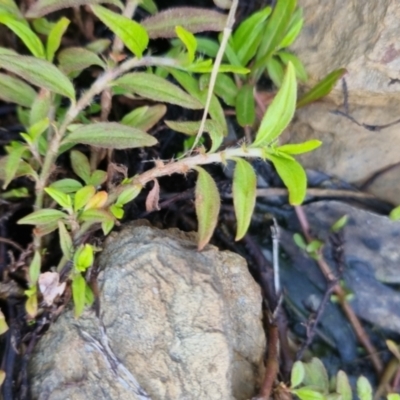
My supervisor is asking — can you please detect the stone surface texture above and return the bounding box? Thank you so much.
[284,0,400,203]
[29,221,265,400]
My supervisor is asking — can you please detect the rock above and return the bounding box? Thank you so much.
[283,0,400,204]
[29,221,266,400]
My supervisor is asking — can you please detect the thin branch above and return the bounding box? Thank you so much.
[0,237,24,253]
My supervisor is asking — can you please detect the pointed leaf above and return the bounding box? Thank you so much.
[297,68,346,109]
[29,89,51,126]
[29,250,41,286]
[63,122,157,149]
[18,209,67,225]
[79,208,114,223]
[74,244,94,271]
[235,84,255,127]
[0,54,75,100]
[46,17,70,62]
[266,56,285,87]
[45,187,72,209]
[72,274,86,318]
[58,47,106,75]
[49,178,82,193]
[253,62,296,147]
[0,12,45,58]
[331,215,348,232]
[84,190,108,210]
[356,376,372,400]
[25,0,123,18]
[0,311,8,335]
[302,358,329,393]
[292,388,325,400]
[3,143,26,189]
[266,153,306,205]
[58,220,73,259]
[0,0,22,16]
[25,292,38,318]
[91,5,148,58]
[115,73,203,109]
[0,72,36,107]
[291,361,305,388]
[232,158,256,240]
[70,150,91,184]
[121,104,167,132]
[336,371,352,400]
[277,140,322,155]
[74,185,95,211]
[200,73,238,106]
[277,51,307,82]
[116,184,142,206]
[88,170,107,186]
[390,205,400,221]
[279,8,303,49]
[195,166,220,250]
[142,7,226,39]
[176,25,196,64]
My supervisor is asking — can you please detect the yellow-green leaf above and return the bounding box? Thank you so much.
[46,17,70,62]
[277,140,322,155]
[70,150,91,184]
[58,47,106,75]
[232,158,256,240]
[29,250,41,286]
[176,25,196,64]
[74,185,96,211]
[58,220,73,259]
[0,311,8,335]
[336,371,352,400]
[0,72,36,107]
[357,376,372,400]
[195,166,220,250]
[72,274,86,318]
[121,104,167,132]
[45,187,72,209]
[18,209,67,225]
[235,84,255,127]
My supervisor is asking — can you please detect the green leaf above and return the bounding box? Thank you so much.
[232,6,272,66]
[0,0,22,17]
[121,104,167,132]
[116,185,142,206]
[72,274,86,318]
[200,73,238,107]
[29,251,41,286]
[176,25,196,64]
[139,0,157,14]
[58,220,73,259]
[297,68,346,109]
[86,38,111,54]
[266,153,306,205]
[302,358,329,393]
[388,395,400,400]
[195,166,220,250]
[0,54,75,100]
[91,5,148,58]
[254,0,297,79]
[291,387,325,400]
[306,240,323,253]
[356,376,372,400]
[63,122,157,149]
[277,140,322,155]
[336,371,352,400]
[266,56,285,87]
[58,47,106,75]
[102,220,114,235]
[235,84,255,127]
[0,72,36,107]
[142,7,226,39]
[29,89,51,126]
[0,12,46,58]
[279,8,303,49]
[291,361,305,388]
[25,0,123,18]
[115,73,203,109]
[79,208,114,223]
[331,215,348,232]
[32,17,55,35]
[74,185,95,211]
[195,37,219,58]
[232,158,256,240]
[74,244,94,271]
[46,17,70,62]
[88,170,107,187]
[277,51,308,82]
[28,117,49,143]
[18,209,67,225]
[3,144,27,189]
[186,61,250,74]
[390,205,400,221]
[25,291,38,318]
[293,233,307,250]
[0,311,8,335]
[70,150,91,184]
[49,178,82,193]
[253,62,296,147]
[45,187,72,210]
[0,46,17,56]
[110,204,124,219]
[0,155,35,183]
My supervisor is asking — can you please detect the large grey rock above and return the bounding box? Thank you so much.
[283,0,400,203]
[29,221,265,400]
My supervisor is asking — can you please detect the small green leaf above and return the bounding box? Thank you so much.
[110,204,124,219]
[102,220,114,235]
[32,17,55,35]
[139,0,157,14]
[388,395,400,400]
[266,153,306,205]
[18,209,67,225]
[142,7,226,39]
[0,12,45,58]
[389,205,400,221]
[0,311,8,335]
[0,0,22,17]
[292,388,325,400]
[235,84,255,127]
[277,51,308,82]
[279,8,303,49]
[88,170,107,187]
[74,185,95,211]
[195,166,220,250]
[302,358,329,393]
[58,47,106,75]
[0,54,75,100]
[63,122,158,149]
[293,233,307,250]
[49,178,82,193]
[58,220,73,259]
[233,6,272,66]
[86,38,111,54]
[186,62,250,74]
[115,73,203,109]
[91,5,148,58]
[277,140,322,155]
[336,371,352,400]
[331,215,348,232]
[3,143,26,189]
[25,291,38,318]
[266,56,285,87]
[199,73,238,107]
[306,240,323,253]
[70,150,91,184]
[356,376,372,400]
[26,0,123,18]
[29,250,41,286]
[79,208,114,223]
[45,187,72,209]
[29,89,51,126]
[74,244,94,271]
[116,185,142,206]
[253,62,296,147]
[28,117,49,142]
[85,284,95,306]
[297,68,347,109]
[121,104,167,132]
[46,17,70,62]
[195,37,219,58]
[291,360,305,388]
[72,274,86,318]
[232,158,256,240]
[176,25,196,64]
[0,72,36,107]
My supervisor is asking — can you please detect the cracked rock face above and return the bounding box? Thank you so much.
[29,221,265,400]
